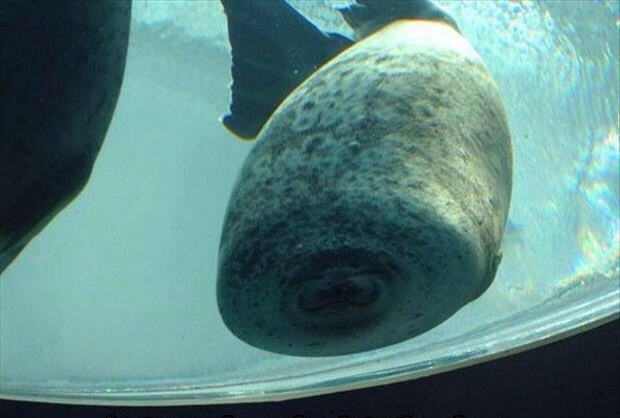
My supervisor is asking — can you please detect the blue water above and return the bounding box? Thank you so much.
[0,0,618,403]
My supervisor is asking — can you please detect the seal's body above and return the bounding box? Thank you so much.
[0,1,131,274]
[218,0,512,356]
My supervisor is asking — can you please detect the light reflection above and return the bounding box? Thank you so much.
[569,128,619,282]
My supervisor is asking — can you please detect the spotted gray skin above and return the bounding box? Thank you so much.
[218,22,513,356]
[0,1,131,274]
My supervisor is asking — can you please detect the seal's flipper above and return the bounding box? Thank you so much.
[221,0,352,139]
[339,0,459,38]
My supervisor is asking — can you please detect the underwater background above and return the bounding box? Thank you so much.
[1,0,618,402]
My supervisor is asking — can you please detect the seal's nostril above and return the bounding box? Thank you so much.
[297,274,383,312]
[297,280,332,312]
[345,274,381,306]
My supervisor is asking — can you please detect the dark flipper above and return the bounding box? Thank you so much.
[338,0,459,37]
[221,0,352,139]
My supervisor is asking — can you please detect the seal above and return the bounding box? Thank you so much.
[0,0,131,274]
[218,0,513,356]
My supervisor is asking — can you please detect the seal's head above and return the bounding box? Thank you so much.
[217,192,493,356]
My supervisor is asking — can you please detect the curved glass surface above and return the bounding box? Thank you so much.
[1,0,618,404]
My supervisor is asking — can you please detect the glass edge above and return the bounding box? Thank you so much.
[1,287,618,406]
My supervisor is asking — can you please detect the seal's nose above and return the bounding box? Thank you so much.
[297,274,382,312]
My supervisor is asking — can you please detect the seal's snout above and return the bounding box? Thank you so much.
[297,275,381,311]
[280,248,400,332]
[218,212,493,357]
[293,273,386,320]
